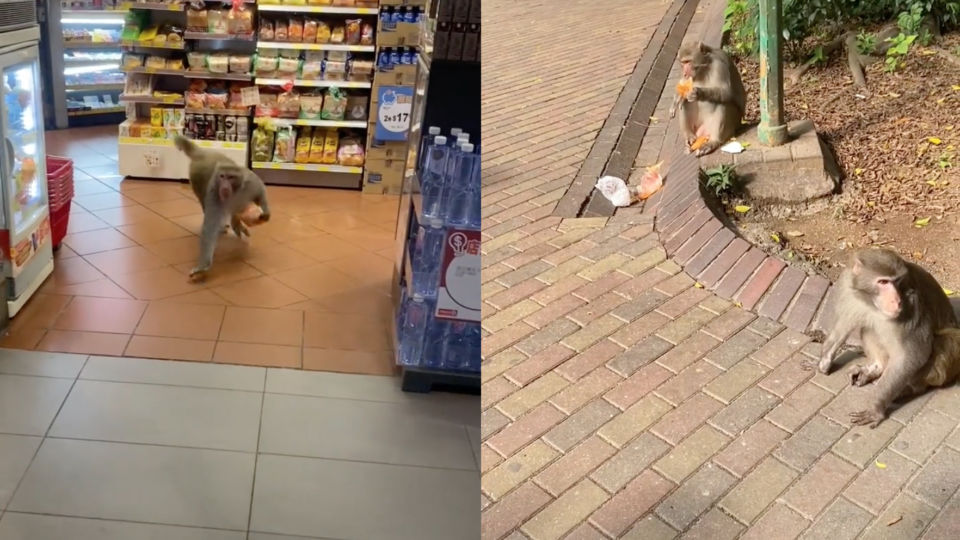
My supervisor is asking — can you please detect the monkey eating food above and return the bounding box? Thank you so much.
[818,248,959,427]
[669,41,745,156]
[173,135,271,282]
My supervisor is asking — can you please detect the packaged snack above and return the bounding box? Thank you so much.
[162,108,175,127]
[279,48,299,59]
[348,59,373,81]
[299,93,324,119]
[330,25,345,43]
[277,56,300,76]
[259,18,275,41]
[315,21,331,43]
[337,135,365,166]
[273,126,296,162]
[144,55,165,70]
[344,19,361,45]
[186,8,208,32]
[323,60,346,81]
[208,10,228,34]
[326,50,348,61]
[227,4,253,35]
[165,25,184,46]
[256,92,279,116]
[124,73,153,96]
[360,23,374,45]
[185,91,206,108]
[320,86,347,120]
[254,54,279,75]
[303,18,318,43]
[207,53,230,73]
[172,108,184,127]
[151,126,166,139]
[166,57,184,70]
[332,0,357,5]
[187,51,207,70]
[345,94,368,120]
[288,18,303,42]
[274,19,288,41]
[301,51,323,79]
[150,107,163,127]
[228,83,247,108]
[308,129,326,163]
[277,89,301,118]
[286,0,307,4]
[229,54,252,74]
[188,79,209,92]
[122,53,144,70]
[295,127,312,163]
[308,0,334,5]
[206,91,228,109]
[252,127,275,161]
[321,129,338,164]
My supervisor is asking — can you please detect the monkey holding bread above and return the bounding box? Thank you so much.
[173,135,271,282]
[818,248,960,427]
[669,41,745,156]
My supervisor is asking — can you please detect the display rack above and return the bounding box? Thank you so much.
[249,0,378,188]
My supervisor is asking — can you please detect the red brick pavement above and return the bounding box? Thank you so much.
[480,0,960,538]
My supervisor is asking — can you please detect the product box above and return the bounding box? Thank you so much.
[374,63,418,87]
[365,132,410,161]
[377,20,421,48]
[363,158,405,194]
[462,24,479,62]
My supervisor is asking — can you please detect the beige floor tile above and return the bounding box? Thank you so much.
[220,307,303,346]
[135,302,225,340]
[212,341,302,368]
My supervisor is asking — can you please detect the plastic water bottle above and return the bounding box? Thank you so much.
[422,318,449,369]
[467,155,481,229]
[399,294,429,366]
[457,133,470,145]
[447,143,478,227]
[441,321,468,370]
[413,218,445,297]
[421,137,448,219]
[418,126,441,174]
[438,142,461,218]
[462,323,481,372]
[450,127,462,142]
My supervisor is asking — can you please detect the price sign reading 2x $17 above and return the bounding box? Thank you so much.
[374,85,414,141]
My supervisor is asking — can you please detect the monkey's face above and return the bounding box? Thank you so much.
[852,250,908,318]
[217,171,241,202]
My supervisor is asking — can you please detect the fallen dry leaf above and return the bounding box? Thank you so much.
[915,217,932,227]
[887,516,903,527]
[734,205,751,214]
[928,137,943,145]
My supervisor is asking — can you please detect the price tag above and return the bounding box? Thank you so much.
[374,85,414,141]
[240,85,261,107]
[435,229,481,322]
[294,164,306,170]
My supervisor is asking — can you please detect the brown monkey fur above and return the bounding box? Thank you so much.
[669,41,745,156]
[173,135,271,282]
[819,248,958,427]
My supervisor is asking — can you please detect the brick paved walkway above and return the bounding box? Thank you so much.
[480,0,960,538]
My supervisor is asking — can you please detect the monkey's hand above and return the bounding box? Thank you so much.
[850,364,881,387]
[669,104,676,119]
[188,266,209,283]
[850,408,884,429]
[686,87,699,102]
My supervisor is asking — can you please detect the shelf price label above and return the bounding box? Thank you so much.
[374,85,414,141]
[435,228,480,322]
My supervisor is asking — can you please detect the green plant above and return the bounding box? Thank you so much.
[884,32,916,72]
[898,2,925,33]
[856,30,877,54]
[724,0,759,56]
[701,164,738,196]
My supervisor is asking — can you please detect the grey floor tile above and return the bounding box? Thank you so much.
[259,393,475,470]
[248,534,324,540]
[49,380,262,451]
[466,426,480,470]
[0,375,73,436]
[9,439,255,530]
[0,513,245,540]
[81,356,265,391]
[250,454,479,540]
[0,435,41,509]
[265,369,405,402]
[0,350,86,379]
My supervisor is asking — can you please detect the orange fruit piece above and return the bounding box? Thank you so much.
[690,136,709,151]
[638,162,664,200]
[676,78,693,98]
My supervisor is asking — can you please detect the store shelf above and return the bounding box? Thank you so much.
[251,162,363,174]
[121,40,185,50]
[255,78,372,88]
[119,1,185,11]
[123,67,186,76]
[119,94,184,105]
[256,5,377,15]
[254,117,367,129]
[183,71,253,81]
[184,32,255,41]
[65,83,125,91]
[185,107,251,116]
[62,41,123,49]
[68,106,125,116]
[400,366,480,394]
[64,56,122,66]
[256,41,375,52]
[61,9,130,18]
[119,137,247,149]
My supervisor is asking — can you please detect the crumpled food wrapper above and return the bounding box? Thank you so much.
[638,161,664,200]
[595,162,665,207]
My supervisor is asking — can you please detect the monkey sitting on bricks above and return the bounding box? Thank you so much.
[669,41,745,156]
[174,135,271,283]
[818,248,960,427]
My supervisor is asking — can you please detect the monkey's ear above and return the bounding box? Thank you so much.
[697,41,708,52]
[852,257,863,276]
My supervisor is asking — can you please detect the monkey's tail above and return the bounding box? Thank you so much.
[173,135,199,158]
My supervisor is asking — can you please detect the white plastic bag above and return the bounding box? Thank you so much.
[595,176,634,207]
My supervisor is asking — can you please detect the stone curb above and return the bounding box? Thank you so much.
[650,0,835,336]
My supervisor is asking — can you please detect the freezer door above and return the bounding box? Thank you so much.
[0,44,47,239]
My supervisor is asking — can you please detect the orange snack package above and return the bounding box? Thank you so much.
[689,136,709,151]
[676,78,693,98]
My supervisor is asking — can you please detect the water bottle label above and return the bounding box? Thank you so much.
[434,228,481,322]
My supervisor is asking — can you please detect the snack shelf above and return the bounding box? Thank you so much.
[184,71,253,81]
[68,106,126,116]
[63,41,123,49]
[184,32,256,41]
[123,67,186,76]
[119,94,185,104]
[119,2,185,11]
[65,56,123,65]
[255,78,372,88]
[185,107,252,116]
[119,137,247,150]
[121,40,186,50]
[65,83,125,91]
[256,5,378,15]
[256,41,375,52]
[62,9,131,17]
[254,117,367,129]
[250,162,363,174]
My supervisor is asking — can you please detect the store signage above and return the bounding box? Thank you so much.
[8,217,50,277]
[375,85,414,141]
[435,228,480,322]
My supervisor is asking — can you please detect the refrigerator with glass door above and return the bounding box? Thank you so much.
[0,25,53,317]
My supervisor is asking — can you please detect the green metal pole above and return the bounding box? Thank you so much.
[757,0,788,146]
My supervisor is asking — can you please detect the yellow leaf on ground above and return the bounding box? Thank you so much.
[915,217,932,227]
[927,180,938,187]
[854,168,864,175]
[734,302,743,308]
[889,92,901,98]
[953,84,960,91]
[734,205,751,213]
[694,283,704,289]
[875,460,887,469]
[771,233,781,243]
[928,137,943,145]
[945,289,954,296]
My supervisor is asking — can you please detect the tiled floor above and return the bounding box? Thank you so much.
[1,126,402,375]
[0,349,479,539]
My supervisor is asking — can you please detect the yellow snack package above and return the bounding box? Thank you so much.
[295,127,312,163]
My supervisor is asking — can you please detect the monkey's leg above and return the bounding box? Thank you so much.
[190,209,223,282]
[851,336,887,386]
[820,325,854,374]
[230,215,250,238]
[850,348,927,428]
[669,94,682,119]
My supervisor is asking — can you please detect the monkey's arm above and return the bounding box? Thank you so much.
[689,86,738,105]
[669,93,682,119]
[851,339,931,428]
[819,322,856,374]
[191,191,223,280]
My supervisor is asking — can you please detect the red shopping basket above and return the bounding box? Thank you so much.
[46,156,74,250]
